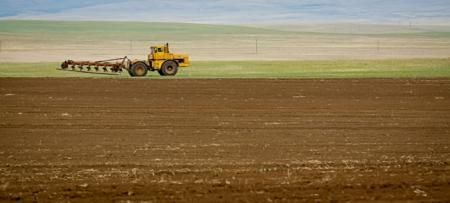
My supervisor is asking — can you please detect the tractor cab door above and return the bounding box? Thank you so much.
[152,47,166,60]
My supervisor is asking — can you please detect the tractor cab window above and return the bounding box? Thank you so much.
[157,47,163,52]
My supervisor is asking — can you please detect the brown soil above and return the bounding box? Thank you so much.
[0,78,449,202]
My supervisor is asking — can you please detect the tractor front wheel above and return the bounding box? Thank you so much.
[160,61,178,76]
[130,62,148,77]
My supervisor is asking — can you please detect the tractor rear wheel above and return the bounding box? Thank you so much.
[130,62,148,77]
[160,61,178,76]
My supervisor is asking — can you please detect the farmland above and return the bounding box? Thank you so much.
[0,78,449,202]
[0,20,450,202]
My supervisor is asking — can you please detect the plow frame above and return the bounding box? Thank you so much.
[60,57,131,74]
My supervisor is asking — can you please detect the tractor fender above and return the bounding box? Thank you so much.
[172,60,180,66]
[162,60,179,68]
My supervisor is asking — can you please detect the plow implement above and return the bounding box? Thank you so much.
[60,57,131,75]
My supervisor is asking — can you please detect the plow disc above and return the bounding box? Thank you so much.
[60,57,131,75]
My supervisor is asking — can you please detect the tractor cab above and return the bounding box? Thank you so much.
[149,43,170,60]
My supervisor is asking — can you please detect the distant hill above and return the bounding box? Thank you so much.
[1,0,450,25]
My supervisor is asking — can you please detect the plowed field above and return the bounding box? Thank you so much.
[0,78,449,202]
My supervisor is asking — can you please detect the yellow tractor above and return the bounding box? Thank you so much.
[61,43,189,77]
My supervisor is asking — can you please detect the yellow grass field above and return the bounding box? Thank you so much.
[0,20,449,63]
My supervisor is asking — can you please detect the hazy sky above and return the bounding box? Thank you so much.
[1,0,449,24]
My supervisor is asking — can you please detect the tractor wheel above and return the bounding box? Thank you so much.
[157,69,164,76]
[160,61,178,76]
[130,62,148,77]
